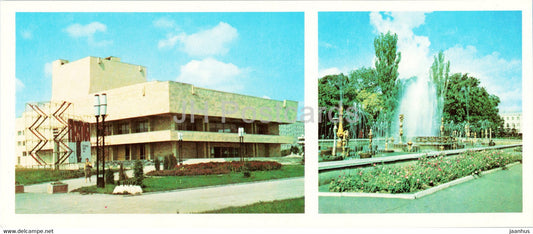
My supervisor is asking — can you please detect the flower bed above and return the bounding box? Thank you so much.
[146,161,282,176]
[329,149,522,194]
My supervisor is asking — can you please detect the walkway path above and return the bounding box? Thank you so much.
[16,177,304,214]
[319,164,522,213]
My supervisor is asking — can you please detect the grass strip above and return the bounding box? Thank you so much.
[201,197,304,213]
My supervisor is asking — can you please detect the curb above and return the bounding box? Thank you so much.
[319,162,521,200]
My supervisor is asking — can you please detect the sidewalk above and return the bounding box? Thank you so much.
[319,164,522,213]
[16,177,304,214]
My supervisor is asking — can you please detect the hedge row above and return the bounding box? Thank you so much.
[146,161,282,176]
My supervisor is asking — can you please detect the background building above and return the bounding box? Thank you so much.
[15,56,298,168]
[279,121,305,150]
[500,112,522,134]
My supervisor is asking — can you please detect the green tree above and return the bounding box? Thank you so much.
[318,68,384,139]
[429,51,450,117]
[443,73,503,134]
[374,32,401,124]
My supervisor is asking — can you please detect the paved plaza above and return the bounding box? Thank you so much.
[319,164,522,213]
[16,175,304,214]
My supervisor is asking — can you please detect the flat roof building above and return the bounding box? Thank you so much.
[15,56,298,168]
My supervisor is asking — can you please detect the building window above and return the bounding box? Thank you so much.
[118,123,130,135]
[134,120,149,133]
[139,144,146,160]
[17,141,21,146]
[209,122,243,133]
[213,147,240,158]
[257,124,269,135]
[22,141,25,146]
[176,121,196,131]
[17,131,22,136]
[17,157,21,165]
[125,145,130,160]
[23,152,27,156]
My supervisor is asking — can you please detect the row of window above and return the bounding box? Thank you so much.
[17,141,25,146]
[505,116,521,121]
[106,121,274,135]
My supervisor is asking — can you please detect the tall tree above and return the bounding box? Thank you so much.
[443,73,503,134]
[374,31,401,126]
[429,51,450,118]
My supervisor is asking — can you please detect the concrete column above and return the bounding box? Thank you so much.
[170,115,176,131]
[206,142,210,158]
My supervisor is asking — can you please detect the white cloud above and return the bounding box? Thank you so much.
[320,42,336,49]
[159,22,238,57]
[64,22,112,46]
[158,34,181,49]
[177,58,245,92]
[44,62,53,78]
[370,12,432,79]
[153,17,175,28]
[16,78,25,91]
[21,29,33,40]
[318,67,341,78]
[262,95,271,99]
[445,45,522,111]
[65,22,107,38]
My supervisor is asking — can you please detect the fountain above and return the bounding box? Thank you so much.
[391,73,465,152]
[396,76,440,138]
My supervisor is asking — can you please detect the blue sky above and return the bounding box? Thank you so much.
[319,11,522,113]
[15,12,304,117]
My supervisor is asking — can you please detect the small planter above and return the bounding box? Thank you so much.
[15,184,24,193]
[48,182,68,194]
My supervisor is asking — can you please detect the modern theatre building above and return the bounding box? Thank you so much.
[15,56,298,168]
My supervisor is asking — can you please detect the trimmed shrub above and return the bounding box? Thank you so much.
[154,157,161,171]
[163,156,169,170]
[105,169,114,185]
[168,155,177,169]
[133,160,144,186]
[290,144,301,154]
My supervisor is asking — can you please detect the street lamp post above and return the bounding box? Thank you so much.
[94,93,107,188]
[178,132,183,165]
[238,127,244,162]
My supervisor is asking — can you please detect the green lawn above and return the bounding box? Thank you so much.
[15,168,85,185]
[71,183,116,194]
[15,168,116,185]
[202,197,305,213]
[73,164,304,194]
